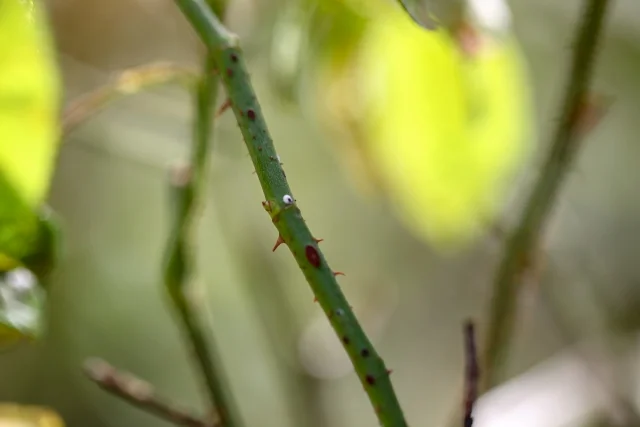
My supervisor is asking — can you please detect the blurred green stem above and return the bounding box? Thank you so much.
[172,0,407,425]
[482,0,611,391]
[162,2,244,427]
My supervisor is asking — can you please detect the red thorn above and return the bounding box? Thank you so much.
[333,271,346,277]
[314,238,324,243]
[215,98,231,118]
[386,369,393,375]
[272,235,285,252]
[313,296,318,303]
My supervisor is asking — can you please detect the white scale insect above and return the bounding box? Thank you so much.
[282,194,294,205]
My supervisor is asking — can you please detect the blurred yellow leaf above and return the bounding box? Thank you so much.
[0,403,64,427]
[0,0,61,270]
[0,0,60,345]
[0,0,61,208]
[317,1,534,252]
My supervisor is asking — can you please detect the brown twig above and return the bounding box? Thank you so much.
[463,321,479,427]
[62,62,197,135]
[83,358,216,427]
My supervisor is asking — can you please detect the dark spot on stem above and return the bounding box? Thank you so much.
[226,69,233,77]
[365,375,376,386]
[247,109,256,120]
[305,245,321,267]
[230,53,238,62]
[342,336,350,345]
[360,348,370,358]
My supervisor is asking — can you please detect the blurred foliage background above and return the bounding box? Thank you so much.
[2,0,640,426]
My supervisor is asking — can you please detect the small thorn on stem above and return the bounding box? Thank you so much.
[313,296,318,303]
[314,238,324,243]
[272,235,285,252]
[386,369,393,376]
[333,271,346,277]
[215,98,231,118]
[169,164,192,188]
[573,93,613,136]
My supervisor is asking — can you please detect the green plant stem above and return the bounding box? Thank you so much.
[481,0,611,391]
[172,1,408,425]
[162,6,244,426]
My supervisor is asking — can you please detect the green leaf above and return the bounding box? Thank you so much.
[0,170,40,271]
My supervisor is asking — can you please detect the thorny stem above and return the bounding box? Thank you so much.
[162,3,244,426]
[172,0,408,425]
[482,0,611,391]
[84,358,215,427]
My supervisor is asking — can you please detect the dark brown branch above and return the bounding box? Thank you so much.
[463,321,479,427]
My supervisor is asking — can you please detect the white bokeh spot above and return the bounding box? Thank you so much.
[6,268,36,292]
[467,0,512,33]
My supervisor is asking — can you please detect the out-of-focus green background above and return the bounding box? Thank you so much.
[3,1,640,426]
